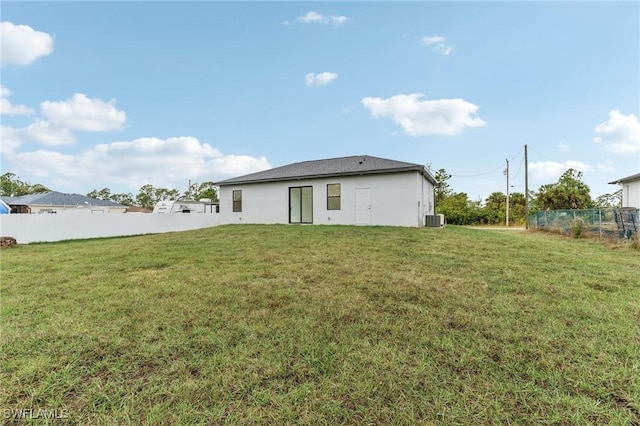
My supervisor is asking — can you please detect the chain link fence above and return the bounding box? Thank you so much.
[528,208,638,239]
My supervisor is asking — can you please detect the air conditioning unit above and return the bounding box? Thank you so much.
[425,215,443,227]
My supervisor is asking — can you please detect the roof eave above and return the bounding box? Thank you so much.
[609,172,640,185]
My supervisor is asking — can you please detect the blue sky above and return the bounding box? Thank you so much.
[1,1,639,202]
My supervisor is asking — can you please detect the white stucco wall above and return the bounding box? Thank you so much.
[0,213,222,244]
[622,180,640,208]
[218,171,435,227]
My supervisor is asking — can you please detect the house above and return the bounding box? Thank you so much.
[216,155,437,227]
[1,191,127,214]
[608,172,640,208]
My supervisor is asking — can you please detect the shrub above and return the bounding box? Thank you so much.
[572,218,584,238]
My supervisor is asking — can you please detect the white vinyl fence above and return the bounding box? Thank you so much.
[0,213,223,244]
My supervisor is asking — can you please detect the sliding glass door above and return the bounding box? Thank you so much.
[289,186,313,224]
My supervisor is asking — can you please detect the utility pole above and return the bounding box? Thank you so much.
[524,144,529,230]
[505,158,510,227]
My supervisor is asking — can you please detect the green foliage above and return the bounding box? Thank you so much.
[2,171,216,209]
[110,192,135,206]
[437,191,527,226]
[0,172,50,196]
[182,181,219,201]
[87,188,135,206]
[434,168,452,204]
[595,189,622,208]
[535,169,594,211]
[135,184,181,210]
[437,192,480,225]
[434,169,531,226]
[572,218,585,238]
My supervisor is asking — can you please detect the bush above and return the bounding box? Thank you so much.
[572,219,584,238]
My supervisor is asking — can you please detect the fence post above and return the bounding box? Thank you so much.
[598,209,602,237]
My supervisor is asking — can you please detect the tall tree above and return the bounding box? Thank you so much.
[434,168,452,204]
[135,185,181,210]
[135,184,157,210]
[87,188,112,200]
[535,169,593,210]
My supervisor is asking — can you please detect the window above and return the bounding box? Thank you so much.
[232,190,242,212]
[289,186,313,223]
[327,183,341,210]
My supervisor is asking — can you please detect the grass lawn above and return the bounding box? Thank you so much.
[1,225,639,425]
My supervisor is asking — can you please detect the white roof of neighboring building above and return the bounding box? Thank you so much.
[608,172,640,185]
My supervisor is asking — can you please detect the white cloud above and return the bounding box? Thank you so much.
[529,160,594,180]
[0,125,23,155]
[593,110,640,153]
[361,93,485,136]
[0,22,54,66]
[421,36,446,45]
[421,35,452,55]
[558,141,571,152]
[0,86,34,115]
[285,11,349,26]
[1,94,127,151]
[23,120,76,145]
[40,93,126,131]
[0,120,75,154]
[7,137,271,192]
[305,72,338,87]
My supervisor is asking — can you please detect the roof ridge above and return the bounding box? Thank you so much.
[217,154,433,185]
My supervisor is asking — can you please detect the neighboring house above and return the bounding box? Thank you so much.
[608,172,640,208]
[1,191,127,214]
[216,155,436,227]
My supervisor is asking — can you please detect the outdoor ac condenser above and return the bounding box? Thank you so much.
[425,215,443,227]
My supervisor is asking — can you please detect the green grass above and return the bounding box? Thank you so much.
[1,225,639,425]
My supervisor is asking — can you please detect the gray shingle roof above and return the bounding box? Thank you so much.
[1,191,124,207]
[608,172,640,185]
[217,155,435,185]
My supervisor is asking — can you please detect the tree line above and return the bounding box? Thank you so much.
[434,168,622,226]
[0,172,218,210]
[86,182,219,210]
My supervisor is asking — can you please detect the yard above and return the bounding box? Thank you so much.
[1,225,639,425]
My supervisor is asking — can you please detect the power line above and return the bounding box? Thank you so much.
[512,155,524,180]
[528,146,555,162]
[450,163,505,178]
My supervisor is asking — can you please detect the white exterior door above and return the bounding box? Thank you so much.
[355,188,371,225]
